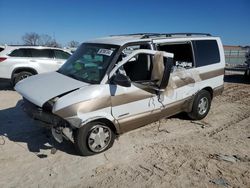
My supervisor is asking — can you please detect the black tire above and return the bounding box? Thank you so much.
[74,121,115,156]
[13,71,33,86]
[188,90,211,120]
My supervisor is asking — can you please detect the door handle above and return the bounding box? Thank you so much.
[30,60,36,62]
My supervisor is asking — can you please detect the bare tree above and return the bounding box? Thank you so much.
[46,39,61,48]
[40,34,61,47]
[39,34,52,46]
[22,32,40,45]
[22,32,61,47]
[68,40,80,48]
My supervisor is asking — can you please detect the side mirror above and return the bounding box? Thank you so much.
[111,73,131,87]
[158,57,174,90]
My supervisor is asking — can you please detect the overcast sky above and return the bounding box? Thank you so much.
[0,0,249,46]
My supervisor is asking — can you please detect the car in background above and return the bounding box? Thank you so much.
[0,45,72,85]
[245,48,250,77]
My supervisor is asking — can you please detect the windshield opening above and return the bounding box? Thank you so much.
[58,43,119,84]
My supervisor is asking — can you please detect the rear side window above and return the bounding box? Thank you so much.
[54,50,71,59]
[9,49,31,57]
[0,47,4,52]
[158,42,194,69]
[193,40,220,67]
[30,49,52,58]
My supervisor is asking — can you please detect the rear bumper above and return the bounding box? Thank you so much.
[22,99,67,128]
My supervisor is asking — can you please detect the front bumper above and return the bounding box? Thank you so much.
[22,99,68,128]
[22,99,75,143]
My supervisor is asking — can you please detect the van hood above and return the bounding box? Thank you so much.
[15,72,89,107]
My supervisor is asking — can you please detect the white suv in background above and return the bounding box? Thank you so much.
[0,45,71,85]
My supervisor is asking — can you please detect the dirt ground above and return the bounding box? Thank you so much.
[0,73,249,188]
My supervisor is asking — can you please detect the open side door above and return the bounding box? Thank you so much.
[108,49,174,133]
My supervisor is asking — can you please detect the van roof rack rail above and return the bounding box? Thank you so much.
[110,33,212,39]
[141,33,212,38]
[164,33,212,37]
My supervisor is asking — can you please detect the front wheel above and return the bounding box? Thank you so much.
[188,90,211,120]
[13,71,33,86]
[74,121,115,156]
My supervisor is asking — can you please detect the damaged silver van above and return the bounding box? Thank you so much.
[15,33,225,156]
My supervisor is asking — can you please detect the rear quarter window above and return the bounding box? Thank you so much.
[193,40,220,67]
[0,47,4,52]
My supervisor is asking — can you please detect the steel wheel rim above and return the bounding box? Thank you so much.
[198,97,208,115]
[87,125,112,152]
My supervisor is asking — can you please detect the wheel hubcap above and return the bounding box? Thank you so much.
[198,97,208,115]
[88,125,111,152]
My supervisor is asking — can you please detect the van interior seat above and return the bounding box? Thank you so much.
[124,54,150,81]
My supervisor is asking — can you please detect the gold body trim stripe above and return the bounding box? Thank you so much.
[200,68,224,80]
[55,96,111,117]
[118,97,192,133]
[54,90,153,117]
[54,68,224,119]
[111,90,154,107]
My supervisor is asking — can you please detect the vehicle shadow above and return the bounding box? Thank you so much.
[170,112,190,120]
[0,100,78,157]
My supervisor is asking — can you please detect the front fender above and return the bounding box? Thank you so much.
[65,115,120,133]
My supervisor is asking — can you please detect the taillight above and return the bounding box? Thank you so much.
[0,57,7,62]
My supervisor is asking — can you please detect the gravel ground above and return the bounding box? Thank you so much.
[0,73,249,188]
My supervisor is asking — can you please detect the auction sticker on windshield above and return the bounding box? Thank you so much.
[97,49,114,56]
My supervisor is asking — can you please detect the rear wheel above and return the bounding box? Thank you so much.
[188,90,211,120]
[13,71,33,85]
[74,121,115,156]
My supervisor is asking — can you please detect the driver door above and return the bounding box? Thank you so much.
[110,82,157,133]
[109,49,174,133]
